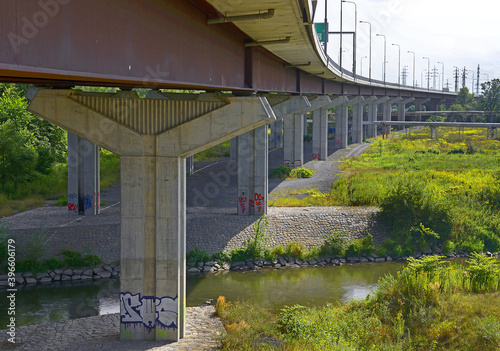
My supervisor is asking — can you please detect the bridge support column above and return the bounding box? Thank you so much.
[336,96,365,148]
[186,155,194,175]
[67,132,100,215]
[270,119,283,148]
[283,113,304,167]
[230,137,238,163]
[351,101,365,144]
[312,107,328,160]
[28,89,275,343]
[367,101,378,139]
[414,99,430,121]
[237,126,268,215]
[335,105,348,148]
[383,97,402,135]
[397,98,415,130]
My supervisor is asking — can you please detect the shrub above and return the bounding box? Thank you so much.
[442,240,456,255]
[320,230,348,256]
[465,252,500,292]
[345,233,375,256]
[61,248,102,267]
[271,245,285,256]
[290,167,316,179]
[285,241,307,259]
[269,166,291,179]
[187,247,211,264]
[245,215,270,259]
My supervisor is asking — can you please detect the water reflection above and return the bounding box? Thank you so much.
[0,262,405,327]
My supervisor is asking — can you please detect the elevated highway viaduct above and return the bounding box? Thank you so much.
[1,0,456,342]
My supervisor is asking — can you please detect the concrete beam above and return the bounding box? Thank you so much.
[283,113,304,167]
[325,95,349,109]
[158,96,275,157]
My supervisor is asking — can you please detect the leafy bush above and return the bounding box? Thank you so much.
[269,166,292,179]
[285,241,307,259]
[320,230,348,256]
[290,167,316,179]
[187,247,212,263]
[345,233,375,256]
[466,252,500,292]
[271,245,285,256]
[61,248,102,267]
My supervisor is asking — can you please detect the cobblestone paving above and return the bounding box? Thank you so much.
[0,306,224,351]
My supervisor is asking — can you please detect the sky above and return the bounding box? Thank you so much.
[313,0,500,92]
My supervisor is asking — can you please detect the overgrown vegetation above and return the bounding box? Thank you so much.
[217,254,500,350]
[269,166,316,179]
[272,127,500,256]
[186,216,378,265]
[0,83,121,216]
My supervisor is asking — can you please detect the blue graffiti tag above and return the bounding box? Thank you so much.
[84,194,93,210]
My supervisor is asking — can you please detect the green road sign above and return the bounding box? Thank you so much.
[315,22,329,43]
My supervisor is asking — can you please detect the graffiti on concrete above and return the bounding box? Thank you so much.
[120,292,178,331]
[68,193,78,213]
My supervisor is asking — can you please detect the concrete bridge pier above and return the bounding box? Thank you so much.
[366,96,389,139]
[237,126,268,215]
[312,107,328,160]
[382,97,402,135]
[28,89,275,342]
[397,98,415,130]
[67,132,100,215]
[336,96,365,148]
[186,155,195,175]
[351,97,370,144]
[413,99,430,121]
[283,113,304,167]
[269,119,283,149]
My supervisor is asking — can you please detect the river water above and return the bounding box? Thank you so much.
[0,261,406,327]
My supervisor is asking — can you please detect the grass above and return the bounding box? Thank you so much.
[216,254,500,350]
[194,140,231,162]
[270,127,500,255]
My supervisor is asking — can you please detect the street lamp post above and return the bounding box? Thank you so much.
[392,43,400,85]
[360,56,367,76]
[324,0,328,56]
[407,51,415,88]
[376,34,386,84]
[339,0,343,70]
[423,56,430,90]
[421,69,427,88]
[438,61,445,91]
[359,21,371,81]
[342,0,357,76]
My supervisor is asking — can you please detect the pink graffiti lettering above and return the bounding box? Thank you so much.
[68,203,78,213]
[254,193,264,212]
[312,153,319,160]
[238,196,247,214]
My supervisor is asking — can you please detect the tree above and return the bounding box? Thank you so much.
[478,79,500,111]
[456,87,476,110]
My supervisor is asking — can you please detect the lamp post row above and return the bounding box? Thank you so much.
[321,0,445,89]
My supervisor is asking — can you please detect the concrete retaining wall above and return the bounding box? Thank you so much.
[4,206,390,262]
